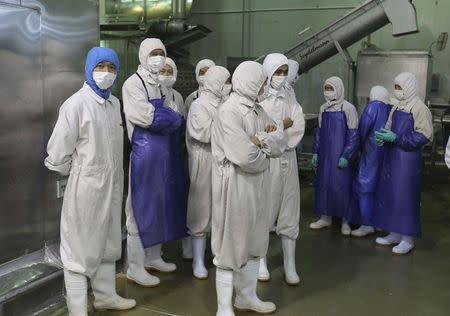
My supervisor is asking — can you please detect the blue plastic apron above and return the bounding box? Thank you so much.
[372,109,428,237]
[130,73,189,248]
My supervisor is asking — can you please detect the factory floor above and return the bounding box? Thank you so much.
[41,166,450,316]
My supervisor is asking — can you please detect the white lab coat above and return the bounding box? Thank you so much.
[185,59,215,110]
[211,61,287,270]
[260,91,305,239]
[260,54,305,239]
[164,88,186,119]
[45,83,123,277]
[186,66,230,236]
[122,39,166,236]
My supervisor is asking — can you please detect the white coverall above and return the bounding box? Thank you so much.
[284,59,300,104]
[211,62,287,271]
[161,57,187,118]
[185,59,216,110]
[45,82,134,315]
[186,66,231,237]
[122,38,178,285]
[260,53,305,240]
[212,61,286,316]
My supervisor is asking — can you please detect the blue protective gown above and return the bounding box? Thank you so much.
[346,100,391,226]
[130,96,189,248]
[372,110,429,237]
[313,108,359,218]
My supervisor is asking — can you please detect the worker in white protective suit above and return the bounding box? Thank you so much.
[211,61,287,316]
[159,57,187,118]
[258,53,305,285]
[186,65,231,280]
[284,59,300,103]
[123,38,183,288]
[185,59,216,110]
[159,57,193,260]
[45,47,136,316]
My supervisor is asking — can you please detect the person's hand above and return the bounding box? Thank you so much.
[265,125,277,133]
[338,157,349,169]
[250,136,261,147]
[375,128,397,143]
[283,117,293,129]
[374,135,385,147]
[312,153,318,167]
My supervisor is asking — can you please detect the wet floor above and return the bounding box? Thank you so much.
[40,166,450,316]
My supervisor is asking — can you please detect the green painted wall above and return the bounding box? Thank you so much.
[186,0,450,114]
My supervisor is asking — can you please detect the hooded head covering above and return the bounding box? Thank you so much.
[394,72,419,106]
[323,76,345,106]
[262,53,289,91]
[85,47,119,100]
[164,57,178,79]
[369,85,390,105]
[195,59,215,85]
[285,59,299,89]
[232,61,266,103]
[138,38,166,81]
[203,66,231,99]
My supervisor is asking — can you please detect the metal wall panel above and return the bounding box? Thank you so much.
[355,50,431,112]
[0,0,99,265]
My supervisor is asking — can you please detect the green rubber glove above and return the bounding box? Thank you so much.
[374,134,385,147]
[312,153,319,167]
[374,128,397,143]
[338,157,349,169]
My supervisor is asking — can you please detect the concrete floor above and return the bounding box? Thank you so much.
[41,166,450,316]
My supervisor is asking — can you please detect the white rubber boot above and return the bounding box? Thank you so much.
[126,235,160,287]
[192,235,208,279]
[234,259,276,314]
[145,243,177,272]
[257,257,270,282]
[182,236,193,260]
[282,236,300,285]
[392,235,415,255]
[351,225,375,237]
[91,262,136,311]
[64,269,88,316]
[216,268,235,316]
[309,215,332,230]
[376,232,401,246]
[341,219,351,236]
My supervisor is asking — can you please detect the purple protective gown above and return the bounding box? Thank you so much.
[313,110,359,218]
[372,110,428,237]
[131,97,189,248]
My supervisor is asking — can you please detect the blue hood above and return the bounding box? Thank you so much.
[85,47,119,100]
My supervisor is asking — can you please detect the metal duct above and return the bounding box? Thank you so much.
[104,0,193,22]
[285,0,418,73]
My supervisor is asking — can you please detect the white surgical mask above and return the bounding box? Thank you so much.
[158,75,176,88]
[270,75,287,90]
[147,55,165,73]
[222,84,232,98]
[198,75,205,86]
[394,89,404,101]
[257,84,270,103]
[324,90,337,101]
[93,71,116,90]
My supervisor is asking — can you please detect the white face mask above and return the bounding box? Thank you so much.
[394,89,405,101]
[147,55,166,73]
[257,84,270,103]
[222,84,232,98]
[93,71,116,90]
[198,75,205,87]
[270,75,287,90]
[324,90,337,101]
[158,75,176,88]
